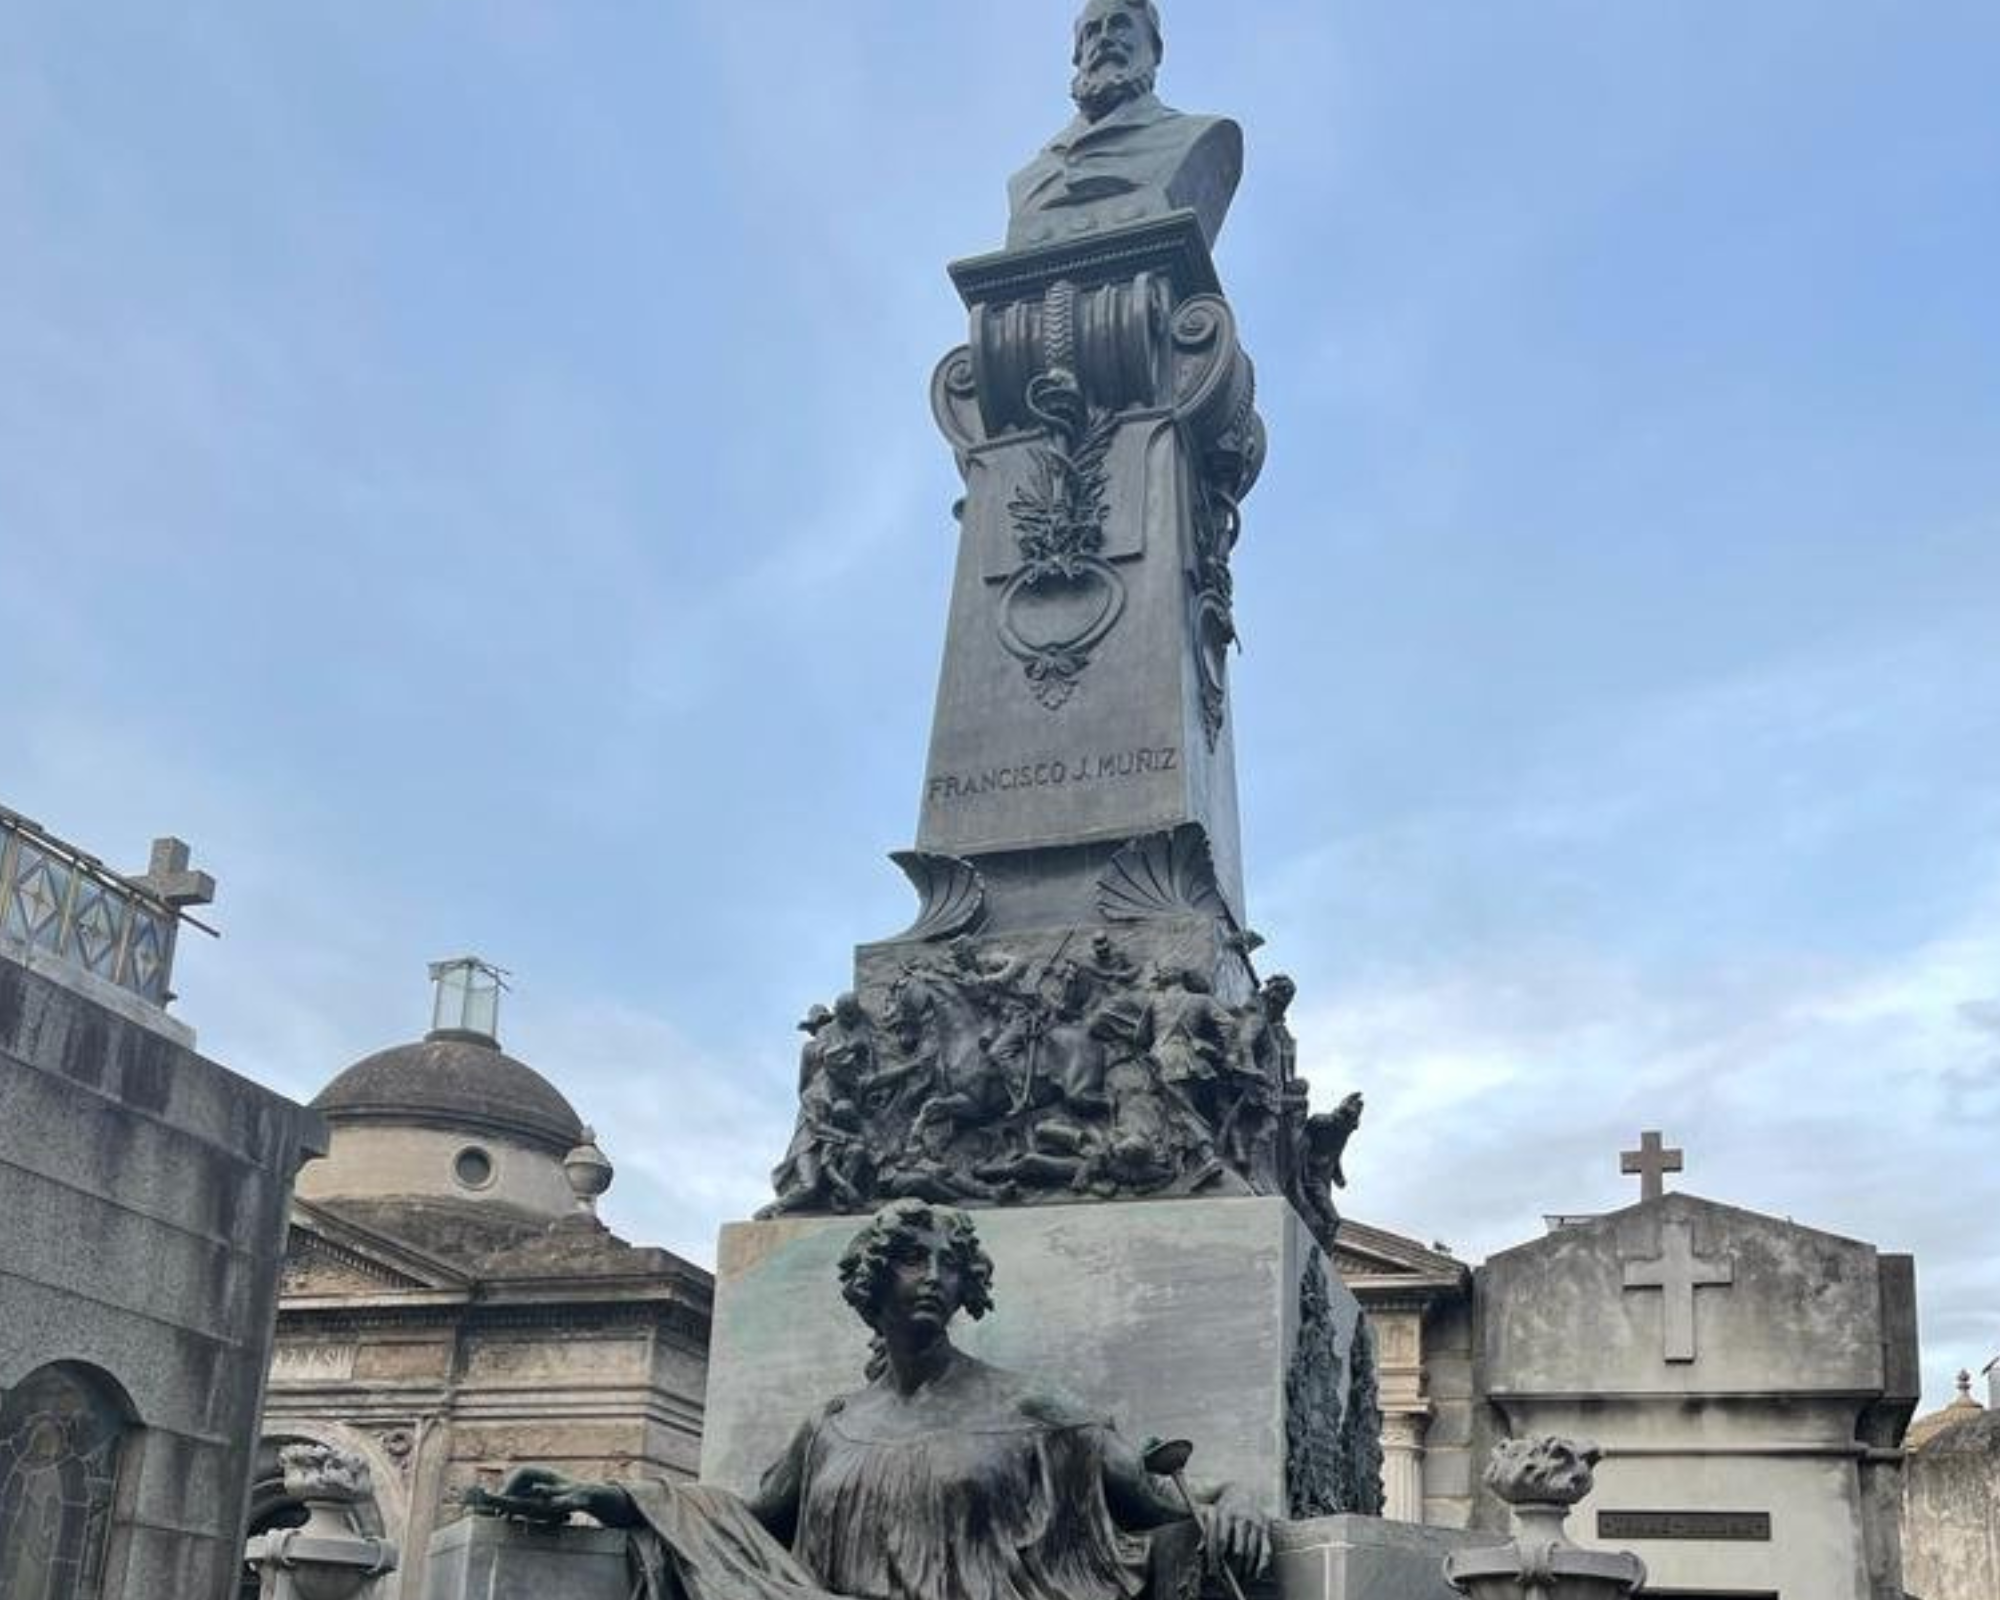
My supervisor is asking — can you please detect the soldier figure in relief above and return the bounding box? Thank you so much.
[1296,1092,1365,1244]
[1146,963,1233,1135]
[765,1004,867,1215]
[1219,996,1283,1185]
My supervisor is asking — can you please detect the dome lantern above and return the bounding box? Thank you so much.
[428,956,507,1045]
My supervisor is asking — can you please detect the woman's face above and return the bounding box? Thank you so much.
[879,1221,965,1336]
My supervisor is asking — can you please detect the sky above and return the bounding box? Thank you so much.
[3,4,1997,1413]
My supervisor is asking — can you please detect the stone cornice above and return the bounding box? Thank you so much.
[949,209,1220,307]
[276,1296,710,1345]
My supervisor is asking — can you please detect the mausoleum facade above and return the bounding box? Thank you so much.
[1902,1360,2000,1600]
[0,806,322,1600]
[255,961,712,1600]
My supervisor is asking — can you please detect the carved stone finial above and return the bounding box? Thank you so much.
[279,1442,372,1506]
[1446,1437,1646,1600]
[247,1445,397,1600]
[1483,1435,1601,1509]
[563,1128,615,1214]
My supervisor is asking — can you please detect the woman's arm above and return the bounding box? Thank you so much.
[743,1416,816,1542]
[483,1466,642,1529]
[1101,1431,1193,1529]
[1100,1434,1271,1577]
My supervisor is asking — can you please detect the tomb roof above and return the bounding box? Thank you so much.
[313,1031,584,1154]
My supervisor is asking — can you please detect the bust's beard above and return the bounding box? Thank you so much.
[1070,62,1156,123]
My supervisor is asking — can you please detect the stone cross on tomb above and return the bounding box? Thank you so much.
[1622,1218,1733,1364]
[132,837,215,909]
[1620,1129,1683,1202]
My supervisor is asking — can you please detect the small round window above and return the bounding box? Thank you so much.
[453,1146,495,1190]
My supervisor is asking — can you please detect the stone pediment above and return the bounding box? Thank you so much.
[281,1199,472,1298]
[1332,1219,1471,1299]
[1480,1191,1910,1399]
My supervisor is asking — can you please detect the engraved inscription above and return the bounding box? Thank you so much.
[1597,1509,1771,1542]
[271,1343,358,1383]
[927,746,1179,803]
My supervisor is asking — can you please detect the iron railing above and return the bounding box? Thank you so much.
[0,807,182,1005]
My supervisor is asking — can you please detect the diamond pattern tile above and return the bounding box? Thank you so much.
[1,822,182,1006]
[121,912,172,1003]
[67,883,126,977]
[5,845,71,950]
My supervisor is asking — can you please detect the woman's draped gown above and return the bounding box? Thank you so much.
[623,1356,1150,1600]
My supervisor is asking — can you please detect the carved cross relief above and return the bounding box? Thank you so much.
[1622,1218,1733,1364]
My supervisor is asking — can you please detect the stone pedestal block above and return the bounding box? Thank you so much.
[1273,1516,1486,1600]
[424,1517,631,1600]
[918,211,1264,934]
[702,1195,1361,1519]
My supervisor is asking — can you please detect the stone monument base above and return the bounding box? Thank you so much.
[424,1514,1479,1600]
[700,1194,1365,1519]
[1272,1516,1487,1600]
[426,1516,631,1600]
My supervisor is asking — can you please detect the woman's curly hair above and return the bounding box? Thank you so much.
[837,1199,996,1330]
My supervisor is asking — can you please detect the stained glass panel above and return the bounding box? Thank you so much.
[119,911,173,1004]
[66,885,128,979]
[0,1365,129,1600]
[0,814,188,1008]
[4,844,72,951]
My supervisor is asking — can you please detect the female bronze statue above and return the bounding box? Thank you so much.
[485,1200,1269,1600]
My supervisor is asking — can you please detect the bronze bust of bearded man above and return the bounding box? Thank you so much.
[1007,0,1243,250]
[483,1201,1269,1600]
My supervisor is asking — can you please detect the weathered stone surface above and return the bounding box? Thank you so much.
[263,1199,709,1599]
[1482,1193,1908,1399]
[425,1516,629,1600]
[702,1196,1372,1520]
[1273,1515,1485,1600]
[1903,1400,2000,1600]
[1476,1192,1919,1600]
[0,957,323,1600]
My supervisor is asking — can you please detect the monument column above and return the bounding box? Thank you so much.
[734,0,1382,1526]
[1371,1304,1433,1522]
[1381,1411,1430,1523]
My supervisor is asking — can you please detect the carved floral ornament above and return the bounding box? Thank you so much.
[933,262,1263,720]
[1445,1436,1647,1600]
[1484,1436,1602,1508]
[999,362,1126,709]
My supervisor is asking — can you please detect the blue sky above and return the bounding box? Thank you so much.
[4,4,1996,1411]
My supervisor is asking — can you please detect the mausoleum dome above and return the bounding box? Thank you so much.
[313,1033,583,1154]
[1907,1370,1988,1452]
[297,959,594,1226]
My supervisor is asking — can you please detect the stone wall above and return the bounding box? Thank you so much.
[0,959,323,1599]
[262,1221,710,1600]
[1903,1412,2000,1600]
[1415,1294,1489,1531]
[1474,1193,1919,1599]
